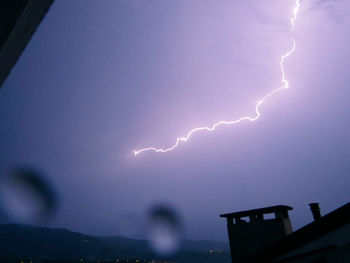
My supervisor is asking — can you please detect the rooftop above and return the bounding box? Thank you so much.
[245,202,350,262]
[220,205,293,219]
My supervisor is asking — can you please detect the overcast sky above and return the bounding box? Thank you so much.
[0,0,349,241]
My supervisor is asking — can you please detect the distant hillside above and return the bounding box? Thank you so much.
[0,224,230,263]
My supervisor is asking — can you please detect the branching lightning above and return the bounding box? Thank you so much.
[133,0,300,156]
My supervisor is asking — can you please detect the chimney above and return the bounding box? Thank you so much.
[309,203,321,221]
[220,205,293,263]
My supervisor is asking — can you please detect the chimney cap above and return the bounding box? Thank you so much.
[309,202,319,208]
[220,205,293,218]
[309,203,321,221]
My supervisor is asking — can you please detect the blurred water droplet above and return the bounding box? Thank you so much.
[0,167,58,224]
[147,204,181,256]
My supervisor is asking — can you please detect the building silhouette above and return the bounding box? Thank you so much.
[221,202,350,263]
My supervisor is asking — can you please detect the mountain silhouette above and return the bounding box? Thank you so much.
[0,224,229,262]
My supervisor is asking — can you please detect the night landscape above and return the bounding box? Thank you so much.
[0,0,349,263]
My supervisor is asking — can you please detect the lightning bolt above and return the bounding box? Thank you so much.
[133,0,300,156]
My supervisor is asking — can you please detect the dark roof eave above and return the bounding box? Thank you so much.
[0,0,54,88]
[220,205,293,218]
[244,202,350,263]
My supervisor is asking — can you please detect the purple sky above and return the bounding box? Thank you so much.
[0,0,350,241]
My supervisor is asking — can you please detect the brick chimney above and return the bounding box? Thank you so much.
[309,203,321,221]
[220,205,293,263]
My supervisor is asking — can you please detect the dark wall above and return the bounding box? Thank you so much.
[227,218,292,263]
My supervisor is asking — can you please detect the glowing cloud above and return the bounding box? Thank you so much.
[133,0,300,156]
